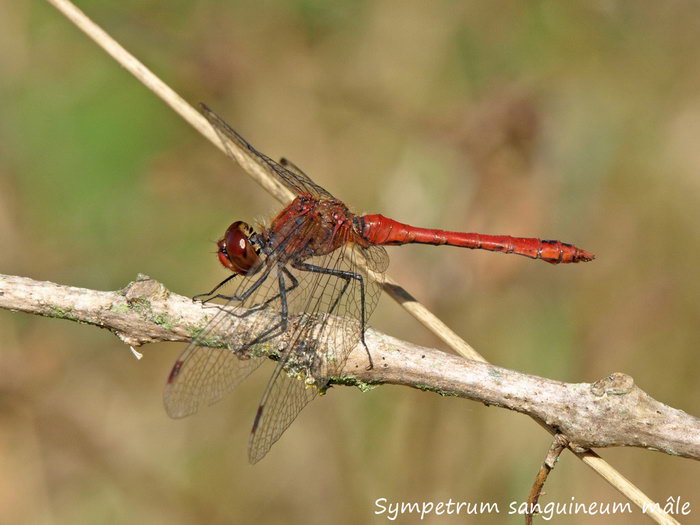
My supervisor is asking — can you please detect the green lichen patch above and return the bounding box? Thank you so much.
[149,312,175,331]
[414,384,458,397]
[48,305,79,322]
[328,375,380,393]
[110,302,130,314]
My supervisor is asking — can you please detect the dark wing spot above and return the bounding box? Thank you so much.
[167,360,184,384]
[251,405,265,434]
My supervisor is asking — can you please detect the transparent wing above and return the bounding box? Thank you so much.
[248,367,318,463]
[247,241,389,463]
[162,267,272,418]
[200,103,335,200]
[163,335,266,419]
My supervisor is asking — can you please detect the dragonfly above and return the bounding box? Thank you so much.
[164,104,594,463]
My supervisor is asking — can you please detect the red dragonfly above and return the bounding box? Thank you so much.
[164,104,594,463]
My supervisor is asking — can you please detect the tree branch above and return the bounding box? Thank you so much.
[3,273,698,461]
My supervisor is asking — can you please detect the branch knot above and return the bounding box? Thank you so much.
[590,372,634,397]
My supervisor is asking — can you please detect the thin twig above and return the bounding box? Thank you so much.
[40,1,684,523]
[525,434,569,525]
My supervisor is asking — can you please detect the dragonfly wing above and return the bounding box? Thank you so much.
[164,265,294,419]
[164,335,265,419]
[244,240,389,462]
[276,156,336,200]
[248,364,318,463]
[200,103,334,200]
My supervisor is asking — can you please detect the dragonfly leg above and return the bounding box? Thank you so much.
[192,274,237,303]
[238,265,291,354]
[205,267,297,327]
[250,267,298,312]
[291,261,373,370]
[230,266,299,320]
[197,266,273,316]
[328,278,351,316]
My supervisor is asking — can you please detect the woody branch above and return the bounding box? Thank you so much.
[2,272,698,461]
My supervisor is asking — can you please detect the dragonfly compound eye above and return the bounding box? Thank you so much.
[218,221,261,275]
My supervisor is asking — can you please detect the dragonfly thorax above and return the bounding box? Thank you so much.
[267,196,359,259]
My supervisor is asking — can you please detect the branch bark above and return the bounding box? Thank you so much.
[2,272,698,461]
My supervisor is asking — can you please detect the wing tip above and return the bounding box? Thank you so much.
[163,393,199,419]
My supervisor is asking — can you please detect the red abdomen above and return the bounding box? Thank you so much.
[358,214,594,264]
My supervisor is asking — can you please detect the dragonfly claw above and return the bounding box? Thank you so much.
[364,351,374,371]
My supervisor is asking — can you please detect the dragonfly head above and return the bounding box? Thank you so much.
[217,221,261,275]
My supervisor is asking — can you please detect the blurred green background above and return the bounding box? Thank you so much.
[1,1,699,523]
